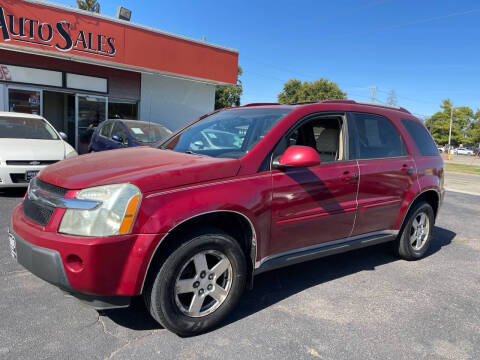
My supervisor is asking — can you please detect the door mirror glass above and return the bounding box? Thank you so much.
[59,132,68,141]
[274,145,321,168]
[112,134,123,143]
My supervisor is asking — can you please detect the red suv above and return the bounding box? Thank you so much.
[9,100,444,336]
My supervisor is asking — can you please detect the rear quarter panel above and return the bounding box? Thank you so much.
[391,114,444,228]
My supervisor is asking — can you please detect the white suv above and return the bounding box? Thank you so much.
[0,112,77,187]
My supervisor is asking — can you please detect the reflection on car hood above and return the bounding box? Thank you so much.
[0,139,65,161]
[38,147,242,193]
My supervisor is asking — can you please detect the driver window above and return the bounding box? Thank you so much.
[287,117,344,162]
[112,122,129,146]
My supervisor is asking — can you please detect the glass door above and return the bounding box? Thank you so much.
[7,86,43,115]
[75,94,108,154]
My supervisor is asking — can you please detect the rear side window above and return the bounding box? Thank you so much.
[349,112,407,159]
[401,119,439,156]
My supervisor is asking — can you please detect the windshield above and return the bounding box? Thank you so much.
[0,117,59,140]
[124,121,172,143]
[161,108,292,158]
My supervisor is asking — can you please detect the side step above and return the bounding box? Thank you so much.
[254,232,397,275]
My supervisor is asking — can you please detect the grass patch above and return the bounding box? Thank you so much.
[445,162,480,175]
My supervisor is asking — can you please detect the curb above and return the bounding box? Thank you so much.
[445,188,480,197]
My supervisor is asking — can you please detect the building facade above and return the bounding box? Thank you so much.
[0,0,238,153]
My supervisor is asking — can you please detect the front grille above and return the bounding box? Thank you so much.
[6,160,59,166]
[10,174,28,184]
[35,178,68,197]
[22,178,69,226]
[23,195,55,226]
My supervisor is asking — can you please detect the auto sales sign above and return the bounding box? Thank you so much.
[0,5,116,58]
[0,1,239,85]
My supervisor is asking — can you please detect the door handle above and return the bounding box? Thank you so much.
[340,171,358,182]
[401,164,413,175]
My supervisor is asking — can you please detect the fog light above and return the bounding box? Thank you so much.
[66,254,84,273]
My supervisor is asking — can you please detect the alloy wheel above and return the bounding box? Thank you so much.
[174,250,233,317]
[409,211,430,251]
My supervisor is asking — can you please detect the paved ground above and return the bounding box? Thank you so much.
[444,172,480,195]
[1,188,479,360]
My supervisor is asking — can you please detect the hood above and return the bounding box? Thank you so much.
[0,139,65,161]
[39,147,241,193]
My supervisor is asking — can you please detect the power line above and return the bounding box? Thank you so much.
[332,7,480,39]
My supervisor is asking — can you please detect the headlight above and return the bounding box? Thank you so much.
[65,150,78,159]
[59,184,141,237]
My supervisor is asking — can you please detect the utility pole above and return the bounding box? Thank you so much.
[371,86,378,103]
[448,106,454,158]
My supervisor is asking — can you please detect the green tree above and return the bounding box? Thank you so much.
[277,78,346,104]
[215,66,243,109]
[425,99,475,146]
[76,0,100,13]
[468,109,480,147]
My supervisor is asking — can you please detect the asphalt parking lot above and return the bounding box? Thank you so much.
[1,188,479,360]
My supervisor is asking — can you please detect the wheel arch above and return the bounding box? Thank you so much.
[140,210,257,293]
[398,189,440,230]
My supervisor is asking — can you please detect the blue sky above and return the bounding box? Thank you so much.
[53,0,480,118]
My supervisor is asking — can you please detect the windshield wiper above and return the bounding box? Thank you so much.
[185,150,199,155]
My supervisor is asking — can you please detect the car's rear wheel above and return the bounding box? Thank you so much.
[144,228,247,336]
[395,201,434,260]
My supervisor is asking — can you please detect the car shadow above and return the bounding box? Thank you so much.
[99,226,455,333]
[0,188,26,198]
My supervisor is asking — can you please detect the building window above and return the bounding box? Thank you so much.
[108,99,138,120]
[8,89,41,115]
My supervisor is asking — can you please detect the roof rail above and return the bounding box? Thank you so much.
[242,102,280,107]
[241,100,411,114]
[320,99,357,104]
[354,101,411,114]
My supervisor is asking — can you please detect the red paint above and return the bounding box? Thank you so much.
[0,1,238,84]
[11,101,444,297]
[0,64,11,80]
[278,145,321,167]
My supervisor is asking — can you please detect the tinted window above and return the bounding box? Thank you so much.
[112,122,129,145]
[123,120,172,143]
[0,116,59,140]
[350,113,407,159]
[163,108,292,158]
[401,119,439,156]
[100,122,113,137]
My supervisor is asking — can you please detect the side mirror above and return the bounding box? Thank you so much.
[274,145,321,169]
[59,132,68,141]
[193,140,204,149]
[112,135,123,143]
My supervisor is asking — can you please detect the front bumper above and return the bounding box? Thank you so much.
[10,203,165,303]
[11,228,131,309]
[0,164,46,187]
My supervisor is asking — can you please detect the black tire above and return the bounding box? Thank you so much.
[394,201,434,260]
[144,227,247,336]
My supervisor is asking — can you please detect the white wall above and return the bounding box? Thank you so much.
[140,74,216,132]
[0,85,5,111]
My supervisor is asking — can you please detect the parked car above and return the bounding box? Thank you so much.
[10,100,444,336]
[88,119,172,152]
[0,112,77,187]
[455,147,474,156]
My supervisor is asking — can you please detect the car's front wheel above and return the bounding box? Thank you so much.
[144,228,247,336]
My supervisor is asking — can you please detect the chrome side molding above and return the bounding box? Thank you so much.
[254,230,398,275]
[28,179,100,210]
